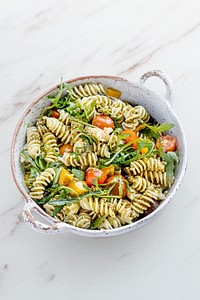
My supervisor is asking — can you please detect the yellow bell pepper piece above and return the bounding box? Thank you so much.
[140,147,148,155]
[68,181,88,196]
[101,165,115,177]
[105,88,121,99]
[58,168,73,186]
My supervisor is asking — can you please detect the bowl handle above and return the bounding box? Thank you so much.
[22,199,67,234]
[138,70,174,106]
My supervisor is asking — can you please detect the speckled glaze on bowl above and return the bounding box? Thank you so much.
[11,70,187,237]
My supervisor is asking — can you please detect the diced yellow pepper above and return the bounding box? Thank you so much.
[102,165,115,177]
[140,147,148,155]
[58,168,73,186]
[68,181,88,196]
[105,88,121,99]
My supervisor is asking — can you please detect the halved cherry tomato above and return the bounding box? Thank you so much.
[121,130,138,149]
[85,167,107,187]
[92,115,114,129]
[51,109,60,118]
[60,144,73,155]
[106,175,127,198]
[156,135,177,152]
[105,88,121,99]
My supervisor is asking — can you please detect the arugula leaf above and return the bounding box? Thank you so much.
[166,161,174,183]
[141,122,175,139]
[90,216,107,229]
[168,151,179,163]
[21,150,41,173]
[158,146,179,182]
[71,168,85,181]
[154,123,175,132]
[53,205,64,216]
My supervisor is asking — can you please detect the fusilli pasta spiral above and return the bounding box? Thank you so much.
[71,83,105,99]
[27,127,41,159]
[29,168,56,200]
[62,152,98,168]
[43,132,59,163]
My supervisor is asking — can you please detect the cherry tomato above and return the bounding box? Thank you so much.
[121,130,138,149]
[92,115,114,129]
[106,175,127,198]
[51,109,60,118]
[86,167,107,187]
[156,135,177,152]
[60,144,73,155]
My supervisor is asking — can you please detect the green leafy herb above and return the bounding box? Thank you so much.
[90,216,107,229]
[158,146,179,182]
[53,205,64,216]
[42,81,72,115]
[71,168,85,181]
[141,122,175,139]
[21,150,41,174]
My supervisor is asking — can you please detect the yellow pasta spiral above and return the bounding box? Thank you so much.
[80,197,116,218]
[122,104,140,130]
[29,168,56,200]
[43,132,59,163]
[62,152,98,168]
[125,158,166,176]
[91,142,110,158]
[58,109,70,125]
[44,117,73,144]
[141,170,171,187]
[76,213,91,229]
[71,83,105,99]
[129,188,159,216]
[134,105,150,122]
[27,127,41,159]
[99,216,123,230]
[36,119,48,137]
[130,175,152,192]
[110,100,126,123]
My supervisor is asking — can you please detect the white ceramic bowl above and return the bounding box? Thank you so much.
[11,70,187,237]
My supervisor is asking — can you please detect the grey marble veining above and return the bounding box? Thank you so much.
[1,0,200,299]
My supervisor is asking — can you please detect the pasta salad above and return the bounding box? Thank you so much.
[21,82,178,230]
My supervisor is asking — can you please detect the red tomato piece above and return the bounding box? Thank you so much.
[106,175,127,198]
[121,130,138,149]
[85,167,107,187]
[156,135,177,152]
[51,109,60,118]
[92,115,114,129]
[60,144,73,155]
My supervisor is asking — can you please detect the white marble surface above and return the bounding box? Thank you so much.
[1,0,199,299]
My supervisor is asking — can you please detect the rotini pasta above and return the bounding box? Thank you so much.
[62,151,98,168]
[27,127,41,159]
[29,168,56,200]
[71,83,105,99]
[21,80,178,231]
[125,157,166,176]
[43,132,59,163]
